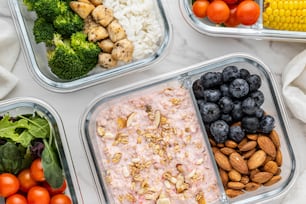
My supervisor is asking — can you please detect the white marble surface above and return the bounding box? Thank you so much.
[3,0,306,203]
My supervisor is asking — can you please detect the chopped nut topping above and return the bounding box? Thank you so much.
[112,152,122,163]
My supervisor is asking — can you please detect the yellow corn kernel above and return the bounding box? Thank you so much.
[263,0,306,31]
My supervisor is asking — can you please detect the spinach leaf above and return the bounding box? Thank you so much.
[0,142,32,174]
[19,115,50,139]
[42,139,64,188]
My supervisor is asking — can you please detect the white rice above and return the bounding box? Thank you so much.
[103,0,163,60]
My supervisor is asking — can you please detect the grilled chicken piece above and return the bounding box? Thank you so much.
[89,0,103,6]
[98,39,114,53]
[88,26,109,42]
[112,38,134,62]
[69,1,95,19]
[107,20,126,42]
[98,53,117,68]
[78,0,91,3]
[92,5,114,27]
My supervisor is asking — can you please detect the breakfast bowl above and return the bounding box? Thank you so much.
[80,53,297,203]
[180,0,306,42]
[0,97,83,203]
[8,0,172,92]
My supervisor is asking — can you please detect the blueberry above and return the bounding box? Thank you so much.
[229,126,245,143]
[222,66,240,83]
[240,68,250,79]
[198,102,221,123]
[254,108,264,119]
[220,84,230,97]
[203,89,222,102]
[250,90,265,107]
[218,96,234,113]
[242,97,257,115]
[220,114,233,124]
[192,79,204,99]
[241,116,259,133]
[231,101,244,121]
[210,120,229,143]
[200,72,223,89]
[246,74,262,92]
[258,115,275,133]
[229,78,249,98]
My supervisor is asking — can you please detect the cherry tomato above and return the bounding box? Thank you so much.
[224,6,241,27]
[27,186,50,204]
[50,194,72,204]
[192,0,210,18]
[0,173,20,198]
[223,0,238,4]
[207,0,230,24]
[43,179,67,195]
[5,194,27,204]
[18,168,38,192]
[236,0,260,25]
[30,158,45,182]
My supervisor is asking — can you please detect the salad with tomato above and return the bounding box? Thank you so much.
[192,0,260,27]
[0,113,72,204]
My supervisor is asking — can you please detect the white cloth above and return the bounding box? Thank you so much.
[0,0,20,99]
[282,49,306,123]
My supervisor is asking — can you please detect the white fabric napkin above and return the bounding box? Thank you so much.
[282,49,306,123]
[0,0,20,99]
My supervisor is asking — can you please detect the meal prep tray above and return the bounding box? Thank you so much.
[180,0,306,42]
[79,53,297,204]
[8,0,172,92]
[0,97,84,204]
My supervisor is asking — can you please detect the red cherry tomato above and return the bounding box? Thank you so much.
[192,0,210,18]
[18,168,38,192]
[0,173,20,198]
[5,194,27,204]
[43,179,67,195]
[224,6,241,27]
[50,194,72,204]
[236,0,260,25]
[27,186,50,204]
[207,0,230,24]
[30,158,45,182]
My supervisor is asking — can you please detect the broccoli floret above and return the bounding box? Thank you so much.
[23,0,36,11]
[48,34,99,80]
[33,0,68,22]
[70,32,101,68]
[53,11,84,38]
[33,18,55,46]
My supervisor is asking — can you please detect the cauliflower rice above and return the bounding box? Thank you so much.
[103,0,162,60]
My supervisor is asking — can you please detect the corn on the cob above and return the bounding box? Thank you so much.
[263,0,306,31]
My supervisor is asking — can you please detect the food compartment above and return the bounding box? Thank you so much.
[81,80,228,204]
[9,0,172,92]
[0,98,83,203]
[180,0,306,42]
[187,56,297,203]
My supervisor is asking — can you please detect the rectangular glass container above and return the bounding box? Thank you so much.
[8,0,172,92]
[0,97,83,204]
[80,53,297,204]
[180,0,306,42]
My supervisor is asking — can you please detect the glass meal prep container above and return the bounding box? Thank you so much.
[80,53,297,204]
[0,97,83,204]
[180,0,306,42]
[8,0,172,93]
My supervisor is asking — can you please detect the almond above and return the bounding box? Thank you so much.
[257,136,276,158]
[215,151,232,171]
[263,161,279,175]
[225,140,238,149]
[237,138,248,150]
[229,152,248,174]
[242,148,256,159]
[240,175,250,185]
[245,182,260,191]
[227,181,245,190]
[225,189,244,198]
[269,129,280,148]
[247,134,258,141]
[209,138,217,147]
[264,175,281,186]
[220,147,236,155]
[228,170,241,182]
[251,172,273,184]
[276,149,283,166]
[219,168,228,187]
[248,150,266,170]
[126,112,137,127]
[239,141,257,151]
